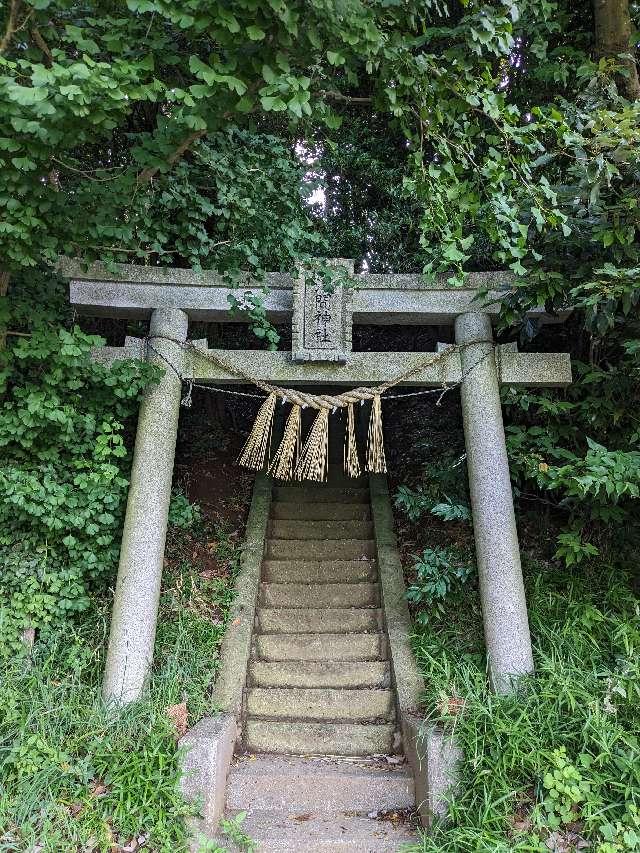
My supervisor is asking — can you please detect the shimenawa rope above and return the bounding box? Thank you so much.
[147,336,493,483]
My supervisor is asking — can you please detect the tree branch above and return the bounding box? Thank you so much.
[0,0,21,55]
[0,271,10,351]
[319,89,373,104]
[136,129,207,185]
[31,26,53,66]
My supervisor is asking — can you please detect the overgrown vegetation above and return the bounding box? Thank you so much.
[2,0,640,849]
[408,560,640,853]
[0,275,159,654]
[394,441,640,853]
[0,505,243,851]
[2,0,640,553]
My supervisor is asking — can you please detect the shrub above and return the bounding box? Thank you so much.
[407,547,476,621]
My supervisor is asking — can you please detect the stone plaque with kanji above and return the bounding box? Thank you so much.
[292,262,353,363]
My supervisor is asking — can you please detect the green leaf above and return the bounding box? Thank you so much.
[7,85,49,106]
[126,0,157,11]
[235,95,254,113]
[246,25,266,41]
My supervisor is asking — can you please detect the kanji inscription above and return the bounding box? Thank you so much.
[292,261,353,362]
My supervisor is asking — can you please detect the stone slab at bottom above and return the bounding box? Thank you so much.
[226,754,414,812]
[216,808,418,852]
[178,714,236,831]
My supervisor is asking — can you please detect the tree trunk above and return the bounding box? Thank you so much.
[593,0,640,99]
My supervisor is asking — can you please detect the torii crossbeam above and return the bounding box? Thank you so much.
[64,261,571,704]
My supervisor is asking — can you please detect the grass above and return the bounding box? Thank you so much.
[0,516,242,853]
[407,560,640,852]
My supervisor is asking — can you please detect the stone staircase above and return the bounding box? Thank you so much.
[217,472,418,851]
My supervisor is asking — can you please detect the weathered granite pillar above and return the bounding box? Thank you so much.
[102,308,188,705]
[454,312,534,692]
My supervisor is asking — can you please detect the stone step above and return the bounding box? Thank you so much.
[256,607,382,634]
[268,519,374,540]
[266,539,376,561]
[274,487,370,504]
[246,687,395,722]
[218,809,417,852]
[226,755,414,812]
[245,720,398,756]
[260,582,379,609]
[271,503,371,521]
[255,633,385,662]
[248,660,391,689]
[262,559,376,584]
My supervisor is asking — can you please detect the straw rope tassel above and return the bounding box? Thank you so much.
[269,403,302,481]
[344,402,361,478]
[366,394,387,473]
[295,408,330,482]
[237,392,277,470]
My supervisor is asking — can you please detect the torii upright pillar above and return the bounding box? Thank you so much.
[102,307,188,705]
[455,312,534,691]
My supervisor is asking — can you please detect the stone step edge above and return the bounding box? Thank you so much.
[255,606,383,622]
[243,719,400,757]
[244,715,397,726]
[247,660,391,689]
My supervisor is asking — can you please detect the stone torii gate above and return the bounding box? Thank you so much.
[64,261,571,705]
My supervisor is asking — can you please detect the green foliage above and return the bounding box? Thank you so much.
[197,811,256,853]
[537,747,591,829]
[407,547,475,620]
[1,623,195,850]
[0,0,419,272]
[409,564,640,853]
[554,530,600,567]
[0,511,241,851]
[430,499,472,523]
[168,492,202,530]
[505,374,640,565]
[395,484,434,522]
[218,812,257,852]
[395,454,470,523]
[0,275,158,654]
[598,805,640,852]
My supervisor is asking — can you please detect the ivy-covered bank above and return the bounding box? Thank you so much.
[0,275,158,655]
[0,275,249,850]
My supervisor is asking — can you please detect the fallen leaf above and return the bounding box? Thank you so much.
[436,695,465,716]
[90,780,108,798]
[166,701,188,739]
[120,835,149,852]
[510,816,532,832]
